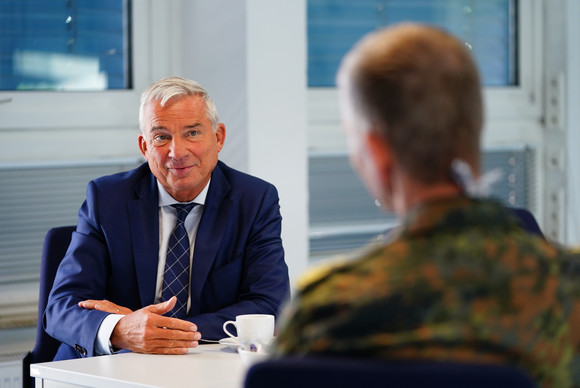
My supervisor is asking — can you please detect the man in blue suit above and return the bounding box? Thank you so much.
[45,76,290,359]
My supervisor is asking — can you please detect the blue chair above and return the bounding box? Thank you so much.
[382,207,544,240]
[512,207,545,239]
[244,357,536,388]
[22,225,76,388]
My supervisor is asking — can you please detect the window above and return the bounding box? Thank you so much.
[0,0,150,131]
[308,0,517,87]
[307,0,545,262]
[0,0,131,91]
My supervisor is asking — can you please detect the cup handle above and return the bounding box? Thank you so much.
[223,320,237,338]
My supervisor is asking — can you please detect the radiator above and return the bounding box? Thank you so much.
[0,159,142,329]
[309,146,537,261]
[0,358,21,388]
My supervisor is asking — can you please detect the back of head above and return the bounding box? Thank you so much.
[337,23,483,184]
[138,76,220,131]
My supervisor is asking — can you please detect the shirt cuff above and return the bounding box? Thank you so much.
[95,314,124,355]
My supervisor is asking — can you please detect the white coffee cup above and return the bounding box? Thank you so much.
[223,314,275,346]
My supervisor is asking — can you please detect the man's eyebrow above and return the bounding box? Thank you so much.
[149,123,201,132]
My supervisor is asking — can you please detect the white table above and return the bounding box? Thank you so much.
[30,344,247,388]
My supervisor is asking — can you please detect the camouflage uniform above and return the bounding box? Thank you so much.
[275,197,580,387]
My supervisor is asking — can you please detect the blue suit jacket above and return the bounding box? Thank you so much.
[45,161,289,359]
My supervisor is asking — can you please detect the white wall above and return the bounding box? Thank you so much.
[245,1,309,285]
[176,0,309,286]
[566,0,580,245]
[174,0,249,171]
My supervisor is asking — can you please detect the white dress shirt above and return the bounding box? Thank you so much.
[95,179,210,355]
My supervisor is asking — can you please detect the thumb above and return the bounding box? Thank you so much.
[146,296,177,315]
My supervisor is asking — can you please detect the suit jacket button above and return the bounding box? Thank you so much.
[74,344,87,356]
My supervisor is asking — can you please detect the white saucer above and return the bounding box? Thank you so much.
[238,347,270,367]
[219,337,240,350]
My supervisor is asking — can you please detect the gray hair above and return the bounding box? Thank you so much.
[138,76,220,132]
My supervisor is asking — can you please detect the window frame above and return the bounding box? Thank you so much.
[307,1,548,251]
[482,1,542,122]
[308,1,543,144]
[307,1,544,166]
[0,2,150,131]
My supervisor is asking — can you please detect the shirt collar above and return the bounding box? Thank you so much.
[157,179,210,207]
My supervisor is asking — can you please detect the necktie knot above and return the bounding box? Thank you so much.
[172,203,196,224]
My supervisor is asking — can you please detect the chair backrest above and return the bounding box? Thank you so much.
[244,357,537,388]
[512,207,545,239]
[23,225,75,388]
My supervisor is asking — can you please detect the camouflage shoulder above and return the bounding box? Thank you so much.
[295,260,344,291]
[552,242,580,259]
[295,243,384,291]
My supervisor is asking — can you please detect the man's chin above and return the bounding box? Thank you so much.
[162,176,207,201]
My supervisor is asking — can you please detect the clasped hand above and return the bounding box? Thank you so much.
[78,296,201,355]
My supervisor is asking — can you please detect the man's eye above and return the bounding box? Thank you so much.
[188,130,199,137]
[153,134,169,142]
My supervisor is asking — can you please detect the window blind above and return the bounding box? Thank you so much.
[0,159,141,328]
[309,146,536,262]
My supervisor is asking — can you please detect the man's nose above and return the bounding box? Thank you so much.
[169,137,187,158]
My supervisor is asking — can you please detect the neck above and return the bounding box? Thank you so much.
[390,171,462,217]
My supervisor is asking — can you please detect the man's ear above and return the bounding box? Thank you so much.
[138,133,148,158]
[364,130,393,185]
[215,123,226,153]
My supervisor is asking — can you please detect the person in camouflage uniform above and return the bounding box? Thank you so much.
[274,23,580,387]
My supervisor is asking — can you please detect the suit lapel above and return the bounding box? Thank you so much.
[190,163,232,314]
[128,167,160,307]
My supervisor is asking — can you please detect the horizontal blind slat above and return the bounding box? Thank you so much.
[0,161,141,323]
[308,146,535,260]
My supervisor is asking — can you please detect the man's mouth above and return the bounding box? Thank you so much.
[168,165,194,174]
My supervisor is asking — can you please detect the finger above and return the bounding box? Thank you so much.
[146,296,177,315]
[144,326,200,350]
[109,306,132,315]
[129,329,199,354]
[149,338,200,354]
[150,346,192,355]
[78,300,132,315]
[156,328,201,342]
[105,303,133,315]
[155,315,198,333]
[143,298,198,332]
[79,300,112,311]
[78,300,99,309]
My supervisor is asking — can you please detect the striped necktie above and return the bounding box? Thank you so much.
[161,203,196,318]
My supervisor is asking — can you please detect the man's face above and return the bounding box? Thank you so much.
[344,121,387,206]
[139,95,225,202]
[339,87,393,211]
